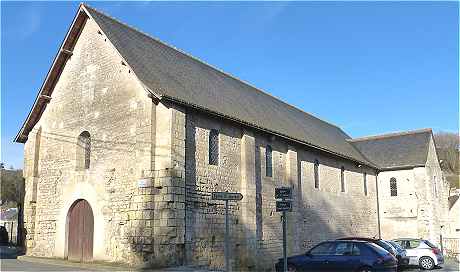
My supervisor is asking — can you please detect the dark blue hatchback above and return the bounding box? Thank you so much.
[275,240,397,272]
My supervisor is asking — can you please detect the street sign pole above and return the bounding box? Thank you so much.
[282,210,287,272]
[275,187,292,272]
[225,199,230,272]
[212,192,242,272]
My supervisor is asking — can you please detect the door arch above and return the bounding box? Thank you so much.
[67,199,94,262]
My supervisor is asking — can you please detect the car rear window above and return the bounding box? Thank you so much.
[367,242,390,256]
[310,242,335,255]
[391,240,403,248]
[407,240,420,249]
[376,240,394,254]
[388,241,403,251]
[423,240,437,248]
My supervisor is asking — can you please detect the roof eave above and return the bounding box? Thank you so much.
[162,95,379,170]
[14,5,89,143]
[379,164,426,171]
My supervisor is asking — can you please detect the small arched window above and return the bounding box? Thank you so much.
[77,131,91,170]
[340,166,346,192]
[314,159,320,188]
[390,177,397,196]
[209,129,219,165]
[433,176,438,198]
[363,172,368,196]
[33,127,42,177]
[266,145,273,177]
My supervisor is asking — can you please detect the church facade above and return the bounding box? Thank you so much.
[15,4,448,270]
[351,130,450,245]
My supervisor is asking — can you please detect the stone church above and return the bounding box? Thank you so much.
[15,4,449,270]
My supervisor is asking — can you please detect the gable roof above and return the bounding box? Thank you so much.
[15,4,375,167]
[348,129,433,170]
[84,5,376,166]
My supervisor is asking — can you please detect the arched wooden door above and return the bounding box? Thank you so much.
[67,199,94,262]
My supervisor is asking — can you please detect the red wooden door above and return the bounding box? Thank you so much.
[67,199,94,262]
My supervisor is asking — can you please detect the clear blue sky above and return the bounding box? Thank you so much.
[1,1,458,169]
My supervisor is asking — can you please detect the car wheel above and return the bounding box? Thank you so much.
[357,266,372,272]
[287,265,297,272]
[419,256,435,270]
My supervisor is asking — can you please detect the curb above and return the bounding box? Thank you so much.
[17,255,134,271]
[15,256,217,271]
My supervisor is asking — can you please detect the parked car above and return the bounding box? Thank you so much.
[337,237,408,268]
[0,226,8,246]
[391,238,444,270]
[386,240,410,268]
[275,240,398,272]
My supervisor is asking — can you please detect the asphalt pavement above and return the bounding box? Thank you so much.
[0,245,459,272]
[402,261,460,272]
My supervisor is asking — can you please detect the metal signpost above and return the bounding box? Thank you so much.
[211,192,243,272]
[275,187,292,272]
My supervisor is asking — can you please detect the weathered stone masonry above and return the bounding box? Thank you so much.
[20,12,380,270]
[181,110,379,270]
[22,16,154,263]
[17,4,447,272]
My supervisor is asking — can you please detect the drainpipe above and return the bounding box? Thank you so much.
[375,170,382,239]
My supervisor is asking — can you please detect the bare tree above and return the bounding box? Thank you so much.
[434,131,460,188]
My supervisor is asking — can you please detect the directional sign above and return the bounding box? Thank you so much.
[212,192,243,201]
[276,200,292,212]
[275,187,292,199]
[211,191,243,272]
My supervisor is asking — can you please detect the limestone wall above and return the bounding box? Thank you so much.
[378,169,421,239]
[22,16,154,264]
[447,190,460,238]
[378,136,449,245]
[184,111,243,268]
[183,110,379,271]
[20,9,388,270]
[296,149,379,250]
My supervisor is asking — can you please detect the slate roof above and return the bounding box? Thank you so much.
[349,129,433,170]
[83,5,373,166]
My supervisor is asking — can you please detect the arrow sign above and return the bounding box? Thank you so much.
[276,200,292,212]
[212,192,243,201]
[211,191,243,272]
[275,187,292,199]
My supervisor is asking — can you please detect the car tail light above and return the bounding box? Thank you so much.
[432,248,441,254]
[376,254,395,265]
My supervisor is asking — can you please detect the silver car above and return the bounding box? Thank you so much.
[391,238,444,270]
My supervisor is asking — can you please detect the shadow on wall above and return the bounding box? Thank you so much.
[122,122,368,271]
[24,126,374,270]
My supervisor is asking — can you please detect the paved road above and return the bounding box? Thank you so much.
[1,244,458,271]
[0,256,215,271]
[403,261,460,272]
[1,259,92,271]
[2,260,459,271]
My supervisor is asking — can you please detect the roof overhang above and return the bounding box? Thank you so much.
[14,5,89,143]
[162,95,379,170]
[379,164,426,171]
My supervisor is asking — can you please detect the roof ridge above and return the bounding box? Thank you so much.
[348,128,433,142]
[81,3,345,132]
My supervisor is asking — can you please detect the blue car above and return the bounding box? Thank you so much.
[275,240,398,272]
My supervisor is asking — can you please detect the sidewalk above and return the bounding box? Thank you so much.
[17,256,217,271]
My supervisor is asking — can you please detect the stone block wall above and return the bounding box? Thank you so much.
[20,8,386,270]
[183,110,379,271]
[22,16,155,264]
[151,102,187,267]
[296,149,378,251]
[378,136,449,245]
[185,111,242,268]
[378,169,421,239]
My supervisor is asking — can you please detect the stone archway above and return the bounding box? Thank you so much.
[67,199,94,262]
